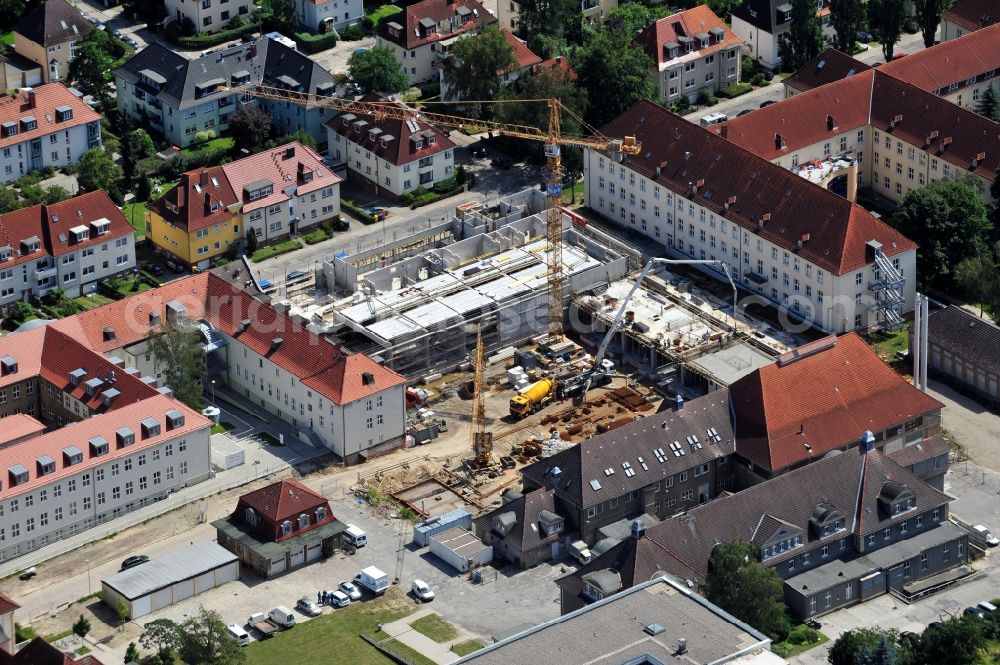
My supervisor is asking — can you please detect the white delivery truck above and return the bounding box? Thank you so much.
[344,524,368,548]
[226,624,250,645]
[569,540,592,564]
[354,566,390,596]
[268,606,296,629]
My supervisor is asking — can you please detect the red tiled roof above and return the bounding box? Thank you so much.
[0,84,100,150]
[0,413,47,446]
[220,142,341,214]
[723,68,1000,183]
[784,48,871,93]
[940,0,999,33]
[501,29,541,70]
[0,390,207,503]
[730,333,943,473]
[0,593,19,616]
[635,5,742,67]
[533,56,576,81]
[601,99,915,275]
[0,191,132,268]
[3,637,105,665]
[879,23,1000,93]
[326,93,456,167]
[53,273,406,405]
[235,478,334,542]
[378,0,495,50]
[147,167,236,234]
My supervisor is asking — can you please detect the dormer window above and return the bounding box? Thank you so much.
[37,455,56,476]
[91,219,110,236]
[1,121,18,138]
[245,507,259,526]
[0,355,16,375]
[20,116,37,132]
[281,520,292,535]
[140,417,161,439]
[90,436,109,456]
[55,106,73,122]
[166,409,185,430]
[116,427,135,448]
[298,513,310,529]
[0,245,10,261]
[70,225,90,243]
[878,481,916,517]
[21,236,40,254]
[316,506,327,521]
[8,464,28,486]
[63,445,84,466]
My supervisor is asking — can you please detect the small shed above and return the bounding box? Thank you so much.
[101,541,239,619]
[429,527,492,573]
[412,508,472,547]
[211,436,246,471]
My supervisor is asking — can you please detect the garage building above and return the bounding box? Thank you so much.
[430,527,493,573]
[101,541,239,619]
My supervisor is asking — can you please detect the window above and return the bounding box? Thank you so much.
[932,508,940,521]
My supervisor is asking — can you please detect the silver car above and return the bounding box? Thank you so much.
[339,581,361,601]
[296,597,322,616]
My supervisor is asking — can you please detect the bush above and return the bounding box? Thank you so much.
[294,31,337,54]
[750,72,766,87]
[250,239,302,262]
[175,20,260,47]
[432,177,457,193]
[697,90,717,106]
[194,129,217,143]
[302,227,331,244]
[339,25,363,40]
[786,625,820,646]
[14,623,37,643]
[741,55,756,81]
[718,83,753,98]
[669,95,691,113]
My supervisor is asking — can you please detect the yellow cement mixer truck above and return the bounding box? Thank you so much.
[509,378,556,418]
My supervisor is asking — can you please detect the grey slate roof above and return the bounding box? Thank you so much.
[520,389,734,509]
[473,487,562,554]
[926,305,1000,378]
[102,541,237,599]
[114,37,335,110]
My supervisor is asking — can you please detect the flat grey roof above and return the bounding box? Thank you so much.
[865,522,965,569]
[455,577,775,665]
[784,556,877,594]
[686,342,775,386]
[102,541,237,600]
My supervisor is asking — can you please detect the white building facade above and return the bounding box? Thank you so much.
[164,0,253,33]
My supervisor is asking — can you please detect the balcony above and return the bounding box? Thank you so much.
[418,157,433,169]
[34,265,57,280]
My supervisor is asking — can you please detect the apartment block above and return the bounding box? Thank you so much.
[635,5,743,105]
[731,0,833,70]
[940,0,998,40]
[588,99,917,332]
[722,68,1000,207]
[114,37,336,149]
[0,325,211,563]
[293,0,363,33]
[0,84,102,183]
[325,94,453,201]
[376,0,495,84]
[164,0,253,33]
[52,272,408,463]
[0,191,135,312]
[148,142,342,269]
[13,0,88,84]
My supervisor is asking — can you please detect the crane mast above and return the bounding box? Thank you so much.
[470,326,492,468]
[243,84,640,343]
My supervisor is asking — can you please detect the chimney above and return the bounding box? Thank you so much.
[684,151,691,160]
[826,115,835,131]
[362,371,375,385]
[676,638,688,655]
[25,88,36,109]
[548,466,562,490]
[719,124,728,139]
[774,133,785,150]
[238,319,251,334]
[674,394,684,411]
[200,169,208,187]
[285,146,295,159]
[630,519,646,539]
[860,430,876,453]
[270,337,284,351]
[723,195,736,212]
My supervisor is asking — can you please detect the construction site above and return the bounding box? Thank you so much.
[267,189,801,522]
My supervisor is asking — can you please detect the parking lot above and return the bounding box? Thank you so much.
[100,489,565,661]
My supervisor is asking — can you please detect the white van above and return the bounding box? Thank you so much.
[344,524,368,548]
[699,112,728,127]
[226,624,250,646]
[268,606,296,629]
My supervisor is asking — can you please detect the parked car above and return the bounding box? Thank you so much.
[111,28,123,39]
[964,606,985,618]
[146,263,164,276]
[339,581,361,601]
[898,631,919,648]
[18,567,36,581]
[354,48,367,55]
[125,36,139,49]
[365,206,389,220]
[857,31,873,42]
[759,100,776,108]
[972,524,1000,547]
[762,70,775,81]
[296,597,322,617]
[926,621,943,631]
[411,579,435,602]
[737,109,753,117]
[979,601,998,613]
[165,260,184,273]
[892,51,907,60]
[120,554,150,571]
[328,590,351,608]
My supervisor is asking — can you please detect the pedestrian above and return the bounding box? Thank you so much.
[317,590,322,603]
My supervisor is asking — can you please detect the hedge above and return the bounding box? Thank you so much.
[294,31,337,54]
[342,200,375,224]
[717,83,753,99]
[175,22,260,48]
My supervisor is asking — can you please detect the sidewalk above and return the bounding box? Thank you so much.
[381,608,479,665]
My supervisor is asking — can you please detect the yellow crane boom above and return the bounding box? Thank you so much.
[246,83,641,338]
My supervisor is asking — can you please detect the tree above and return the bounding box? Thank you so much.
[779,0,823,70]
[829,0,864,53]
[77,148,124,195]
[913,0,952,48]
[975,85,1000,121]
[917,615,986,665]
[147,323,206,410]
[573,29,655,127]
[869,0,907,61]
[228,105,273,151]
[703,540,789,640]
[348,45,409,94]
[178,608,246,665]
[245,227,259,255]
[137,173,154,202]
[443,27,516,114]
[0,187,20,213]
[828,627,899,665]
[119,114,137,185]
[140,619,183,665]
[855,634,899,665]
[125,641,141,664]
[271,129,316,149]
[497,66,589,164]
[0,0,39,33]
[43,186,71,205]
[514,0,579,53]
[68,29,128,109]
[955,245,1000,316]
[892,177,992,288]
[130,128,157,160]
[264,0,297,32]
[606,2,668,37]
[116,599,129,629]
[72,614,91,638]
[6,301,35,323]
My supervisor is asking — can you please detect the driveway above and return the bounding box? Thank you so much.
[926,379,1000,473]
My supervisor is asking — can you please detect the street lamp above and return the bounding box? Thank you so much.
[210,380,216,405]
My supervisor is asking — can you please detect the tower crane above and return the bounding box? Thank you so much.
[469,326,492,469]
[244,84,641,339]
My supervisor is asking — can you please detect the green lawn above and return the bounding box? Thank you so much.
[452,639,485,656]
[302,227,332,245]
[0,31,13,46]
[180,136,235,158]
[122,201,148,238]
[366,3,402,25]
[246,589,417,665]
[251,240,302,262]
[72,294,115,310]
[210,421,235,435]
[772,626,829,658]
[561,180,584,205]
[864,321,911,361]
[410,614,459,643]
